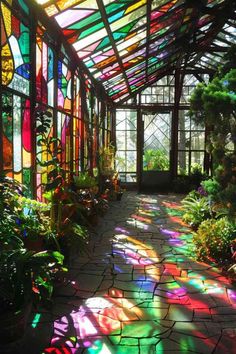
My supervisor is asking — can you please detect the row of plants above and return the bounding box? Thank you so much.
[181,45,236,281]
[181,180,236,263]
[0,176,66,345]
[0,110,121,347]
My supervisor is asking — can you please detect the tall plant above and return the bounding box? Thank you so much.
[189,45,236,212]
[35,109,65,228]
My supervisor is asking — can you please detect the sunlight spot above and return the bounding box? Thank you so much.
[85,297,113,309]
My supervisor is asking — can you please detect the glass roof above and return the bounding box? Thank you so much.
[35,0,236,103]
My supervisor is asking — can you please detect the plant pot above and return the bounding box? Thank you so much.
[0,303,32,346]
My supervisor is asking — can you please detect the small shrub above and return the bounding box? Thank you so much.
[193,217,236,261]
[201,178,221,198]
[181,192,212,228]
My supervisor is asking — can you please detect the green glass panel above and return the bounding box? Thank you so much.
[180,24,188,33]
[19,24,30,60]
[68,12,102,30]
[79,22,104,39]
[105,2,128,15]
[18,0,29,14]
[23,168,32,194]
[96,36,111,51]
[118,20,138,33]
[113,32,127,41]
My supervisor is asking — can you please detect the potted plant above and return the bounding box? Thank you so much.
[0,175,65,346]
[0,246,64,346]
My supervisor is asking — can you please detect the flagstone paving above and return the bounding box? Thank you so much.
[15,192,236,353]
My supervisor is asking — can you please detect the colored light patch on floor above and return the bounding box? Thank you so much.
[40,193,236,354]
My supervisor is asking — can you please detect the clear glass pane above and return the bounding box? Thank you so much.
[143,112,171,171]
[127,151,137,172]
[191,151,205,172]
[116,131,126,150]
[191,132,205,150]
[178,131,190,150]
[178,151,189,175]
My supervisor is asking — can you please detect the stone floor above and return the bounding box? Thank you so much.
[12,192,236,353]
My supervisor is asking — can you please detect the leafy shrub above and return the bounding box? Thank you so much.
[181,192,212,228]
[73,172,97,189]
[201,178,221,198]
[143,149,169,171]
[193,217,236,261]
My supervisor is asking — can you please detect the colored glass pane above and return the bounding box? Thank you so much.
[58,60,72,112]
[55,9,96,28]
[36,105,53,200]
[1,3,30,95]
[73,28,108,51]
[32,0,236,102]
[2,92,31,182]
[36,29,55,106]
[18,0,29,14]
[57,112,71,173]
[68,11,101,30]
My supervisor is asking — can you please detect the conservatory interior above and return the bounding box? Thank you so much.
[1,0,236,353]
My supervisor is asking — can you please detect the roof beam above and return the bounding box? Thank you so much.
[96,0,132,98]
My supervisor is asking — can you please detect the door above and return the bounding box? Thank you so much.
[140,111,172,190]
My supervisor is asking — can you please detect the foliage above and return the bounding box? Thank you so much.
[193,217,236,261]
[143,149,169,171]
[173,169,206,193]
[0,248,64,313]
[58,220,88,262]
[189,46,236,215]
[35,109,64,193]
[0,176,60,250]
[181,192,212,228]
[99,144,115,176]
[200,178,221,198]
[73,172,98,189]
[0,176,65,311]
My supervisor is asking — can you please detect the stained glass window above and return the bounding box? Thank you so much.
[2,92,32,186]
[58,59,72,113]
[57,112,71,175]
[73,72,82,173]
[1,2,30,95]
[36,26,55,106]
[36,105,53,200]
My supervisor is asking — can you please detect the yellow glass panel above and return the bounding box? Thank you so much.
[23,150,31,168]
[74,0,98,10]
[111,6,146,32]
[45,4,59,16]
[1,43,14,85]
[1,3,11,37]
[57,0,84,11]
[64,98,72,111]
[14,173,22,184]
[125,0,147,15]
